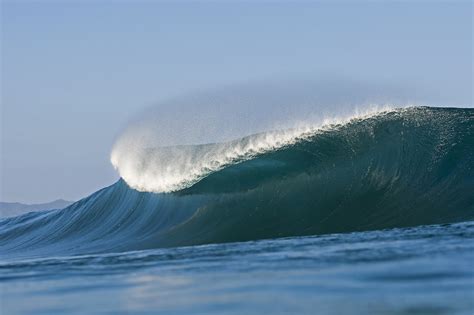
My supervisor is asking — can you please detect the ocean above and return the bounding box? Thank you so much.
[1,106,473,314]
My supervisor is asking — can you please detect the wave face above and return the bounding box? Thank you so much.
[1,107,473,258]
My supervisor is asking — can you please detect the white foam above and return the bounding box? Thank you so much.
[111,104,398,193]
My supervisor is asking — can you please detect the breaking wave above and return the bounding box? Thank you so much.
[110,107,392,193]
[1,107,473,259]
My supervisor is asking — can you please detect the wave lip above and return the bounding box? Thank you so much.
[111,106,395,193]
[1,106,473,259]
[111,127,315,193]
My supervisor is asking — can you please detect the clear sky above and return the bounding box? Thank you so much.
[1,1,472,203]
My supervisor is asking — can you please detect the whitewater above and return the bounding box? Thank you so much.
[111,106,394,194]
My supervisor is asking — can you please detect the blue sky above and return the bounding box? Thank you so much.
[1,1,472,203]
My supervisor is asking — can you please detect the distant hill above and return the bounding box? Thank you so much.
[0,199,73,218]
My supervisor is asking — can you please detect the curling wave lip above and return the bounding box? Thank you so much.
[110,106,395,193]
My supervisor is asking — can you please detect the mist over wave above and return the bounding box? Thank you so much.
[111,80,416,193]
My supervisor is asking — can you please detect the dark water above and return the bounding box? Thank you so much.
[2,222,473,314]
[1,107,473,314]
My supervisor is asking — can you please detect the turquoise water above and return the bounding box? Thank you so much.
[2,221,473,314]
[1,107,473,314]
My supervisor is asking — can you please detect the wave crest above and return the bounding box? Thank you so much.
[111,106,393,193]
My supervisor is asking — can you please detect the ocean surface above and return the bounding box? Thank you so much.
[1,107,473,314]
[2,222,473,314]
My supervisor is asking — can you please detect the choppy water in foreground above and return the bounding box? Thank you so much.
[2,221,473,315]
